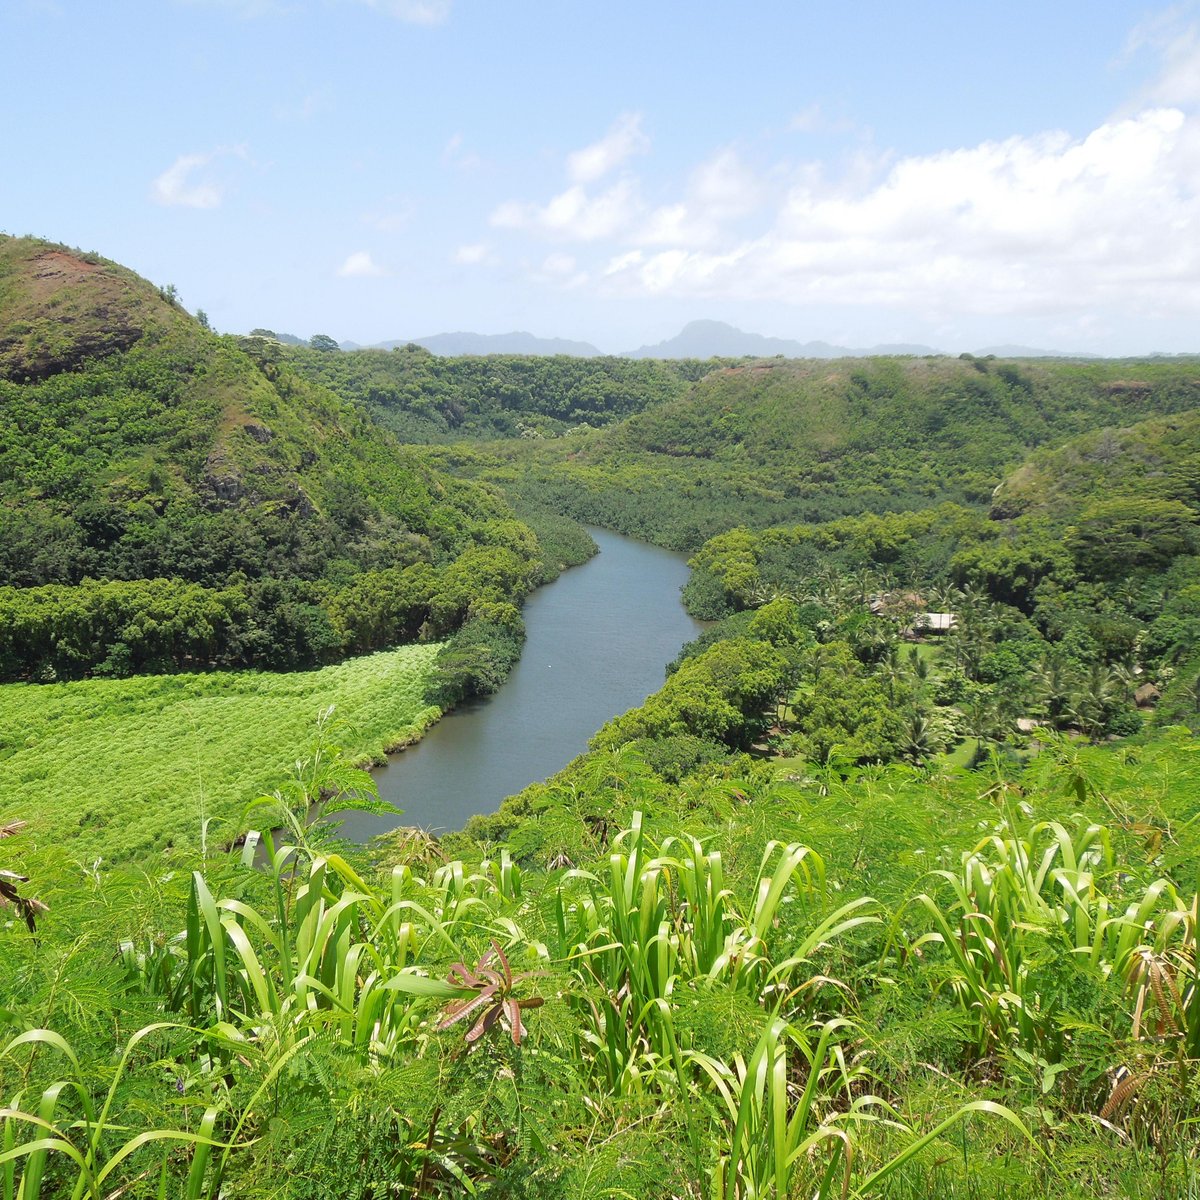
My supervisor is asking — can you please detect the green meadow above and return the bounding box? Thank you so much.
[0,644,441,860]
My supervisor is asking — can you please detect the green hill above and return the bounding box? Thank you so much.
[499,355,1200,549]
[0,238,182,381]
[992,405,1200,520]
[0,236,539,679]
[279,340,715,442]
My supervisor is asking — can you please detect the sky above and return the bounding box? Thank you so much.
[2,0,1200,355]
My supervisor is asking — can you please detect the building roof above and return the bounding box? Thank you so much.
[913,612,956,633]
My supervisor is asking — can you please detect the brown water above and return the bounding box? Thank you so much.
[336,527,702,840]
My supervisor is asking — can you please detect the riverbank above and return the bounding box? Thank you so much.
[343,527,703,841]
[0,514,605,862]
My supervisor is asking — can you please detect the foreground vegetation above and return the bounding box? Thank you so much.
[3,724,1198,1197]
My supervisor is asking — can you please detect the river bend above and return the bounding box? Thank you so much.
[337,528,702,840]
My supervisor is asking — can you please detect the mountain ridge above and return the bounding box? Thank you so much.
[255,319,1158,362]
[620,319,941,360]
[353,331,602,356]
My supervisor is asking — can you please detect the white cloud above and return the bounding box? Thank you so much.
[690,149,763,220]
[351,0,450,24]
[540,252,576,276]
[603,249,643,276]
[789,103,858,135]
[635,148,766,246]
[531,252,588,289]
[490,179,639,242]
[151,147,246,208]
[1124,11,1200,109]
[337,250,386,277]
[441,131,482,171]
[566,113,648,183]
[273,87,330,121]
[453,242,491,264]
[480,24,1200,338]
[602,106,1200,321]
[362,197,413,233]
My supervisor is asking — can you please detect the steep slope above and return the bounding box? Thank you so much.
[0,239,182,381]
[0,236,537,679]
[991,405,1200,520]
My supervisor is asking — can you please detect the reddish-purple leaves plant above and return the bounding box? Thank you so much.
[437,940,545,1046]
[0,820,49,933]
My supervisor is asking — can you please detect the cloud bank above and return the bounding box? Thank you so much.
[485,28,1200,327]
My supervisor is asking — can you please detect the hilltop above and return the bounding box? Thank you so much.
[0,239,188,381]
[281,341,716,442]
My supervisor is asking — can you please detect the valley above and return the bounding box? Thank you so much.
[2,233,1200,1199]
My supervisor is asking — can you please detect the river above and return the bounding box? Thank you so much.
[336,528,703,841]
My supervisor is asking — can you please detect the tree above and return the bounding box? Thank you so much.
[196,308,211,331]
[309,333,340,353]
[787,643,907,765]
[1067,498,1198,580]
[958,694,1015,766]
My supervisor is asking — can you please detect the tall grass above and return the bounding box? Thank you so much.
[905,816,1196,1066]
[0,645,442,859]
[6,763,1200,1196]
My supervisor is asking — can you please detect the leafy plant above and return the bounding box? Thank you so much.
[437,941,545,1046]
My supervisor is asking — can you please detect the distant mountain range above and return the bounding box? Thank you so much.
[621,320,939,359]
[345,331,602,356]
[975,343,1099,359]
[260,319,1112,361]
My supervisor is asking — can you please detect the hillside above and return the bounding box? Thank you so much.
[0,239,183,381]
[495,355,1200,549]
[281,340,717,441]
[6,246,1200,1200]
[0,236,540,679]
[992,405,1200,520]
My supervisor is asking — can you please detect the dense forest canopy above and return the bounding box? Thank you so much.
[428,355,1200,550]
[278,339,718,441]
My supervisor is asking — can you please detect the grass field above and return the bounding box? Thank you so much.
[0,645,443,860]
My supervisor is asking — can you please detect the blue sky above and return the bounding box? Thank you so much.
[3,0,1199,353]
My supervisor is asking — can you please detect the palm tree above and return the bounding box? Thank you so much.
[907,646,931,682]
[958,694,1015,767]
[878,645,908,703]
[930,582,964,612]
[898,709,939,765]
[1067,664,1122,740]
[1035,654,1078,728]
[748,581,797,608]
